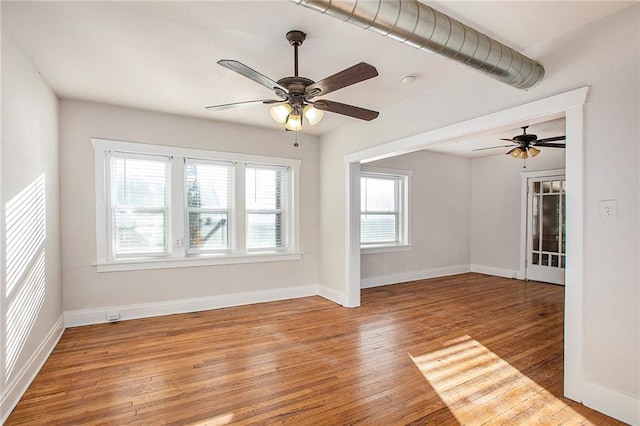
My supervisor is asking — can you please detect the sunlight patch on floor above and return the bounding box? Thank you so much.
[410,335,585,424]
[187,412,234,425]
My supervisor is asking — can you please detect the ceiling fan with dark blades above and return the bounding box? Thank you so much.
[206,30,379,131]
[473,125,566,159]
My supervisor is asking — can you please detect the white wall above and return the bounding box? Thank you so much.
[318,3,639,417]
[59,100,320,313]
[1,32,64,421]
[470,147,566,274]
[361,151,471,285]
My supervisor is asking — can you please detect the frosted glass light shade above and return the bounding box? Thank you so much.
[285,114,302,131]
[510,147,523,158]
[303,105,324,126]
[528,147,541,157]
[270,104,292,124]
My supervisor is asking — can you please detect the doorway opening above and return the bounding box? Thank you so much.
[344,87,589,402]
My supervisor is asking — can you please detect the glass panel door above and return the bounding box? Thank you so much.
[526,176,566,285]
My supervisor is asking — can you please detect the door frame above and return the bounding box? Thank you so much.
[519,168,566,282]
[345,87,589,403]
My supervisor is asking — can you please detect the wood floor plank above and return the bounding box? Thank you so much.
[6,273,627,425]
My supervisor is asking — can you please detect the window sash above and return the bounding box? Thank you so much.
[109,153,170,259]
[246,166,288,252]
[360,172,406,247]
[185,159,234,254]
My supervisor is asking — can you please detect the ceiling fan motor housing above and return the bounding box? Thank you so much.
[286,30,306,46]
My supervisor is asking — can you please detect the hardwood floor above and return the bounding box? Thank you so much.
[6,273,626,425]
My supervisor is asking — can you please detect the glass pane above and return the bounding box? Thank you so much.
[541,253,549,266]
[188,212,229,250]
[542,181,551,193]
[561,256,566,268]
[247,213,283,249]
[532,252,539,265]
[532,195,540,251]
[186,163,232,209]
[551,180,561,193]
[246,168,284,210]
[541,194,560,253]
[361,176,398,212]
[361,213,398,244]
[551,255,559,267]
[113,157,167,207]
[114,210,166,255]
[533,181,541,194]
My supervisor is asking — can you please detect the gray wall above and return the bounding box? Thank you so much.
[59,100,320,311]
[362,151,471,282]
[470,147,566,272]
[1,32,63,419]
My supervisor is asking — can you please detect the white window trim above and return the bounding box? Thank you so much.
[360,165,412,255]
[92,138,302,271]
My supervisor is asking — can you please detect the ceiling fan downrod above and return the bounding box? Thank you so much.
[286,30,306,77]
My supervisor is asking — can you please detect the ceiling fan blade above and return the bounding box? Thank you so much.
[312,99,379,121]
[205,99,283,111]
[305,62,378,99]
[472,145,515,151]
[534,142,566,148]
[534,136,566,143]
[500,138,520,144]
[217,60,288,98]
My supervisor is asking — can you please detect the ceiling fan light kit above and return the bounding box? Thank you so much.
[206,30,379,134]
[473,125,565,166]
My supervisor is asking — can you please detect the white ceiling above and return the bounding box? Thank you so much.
[1,1,632,147]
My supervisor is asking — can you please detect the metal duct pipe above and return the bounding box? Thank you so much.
[289,0,544,89]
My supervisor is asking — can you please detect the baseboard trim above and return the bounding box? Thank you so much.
[317,284,345,306]
[361,265,471,289]
[470,264,520,279]
[582,379,640,425]
[1,314,65,425]
[64,284,318,327]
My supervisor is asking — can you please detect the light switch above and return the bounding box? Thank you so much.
[599,199,617,222]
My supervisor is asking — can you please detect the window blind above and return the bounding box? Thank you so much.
[360,174,401,245]
[246,165,287,251]
[185,160,233,253]
[111,154,169,257]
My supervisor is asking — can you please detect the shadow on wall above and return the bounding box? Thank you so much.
[2,174,47,385]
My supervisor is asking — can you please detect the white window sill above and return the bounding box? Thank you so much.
[361,244,412,255]
[93,251,303,272]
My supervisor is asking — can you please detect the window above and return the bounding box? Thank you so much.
[185,160,233,254]
[246,165,288,251]
[110,154,169,258]
[360,166,410,252]
[92,138,301,271]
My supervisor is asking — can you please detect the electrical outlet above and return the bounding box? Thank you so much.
[175,236,182,247]
[106,311,120,322]
[599,199,618,222]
